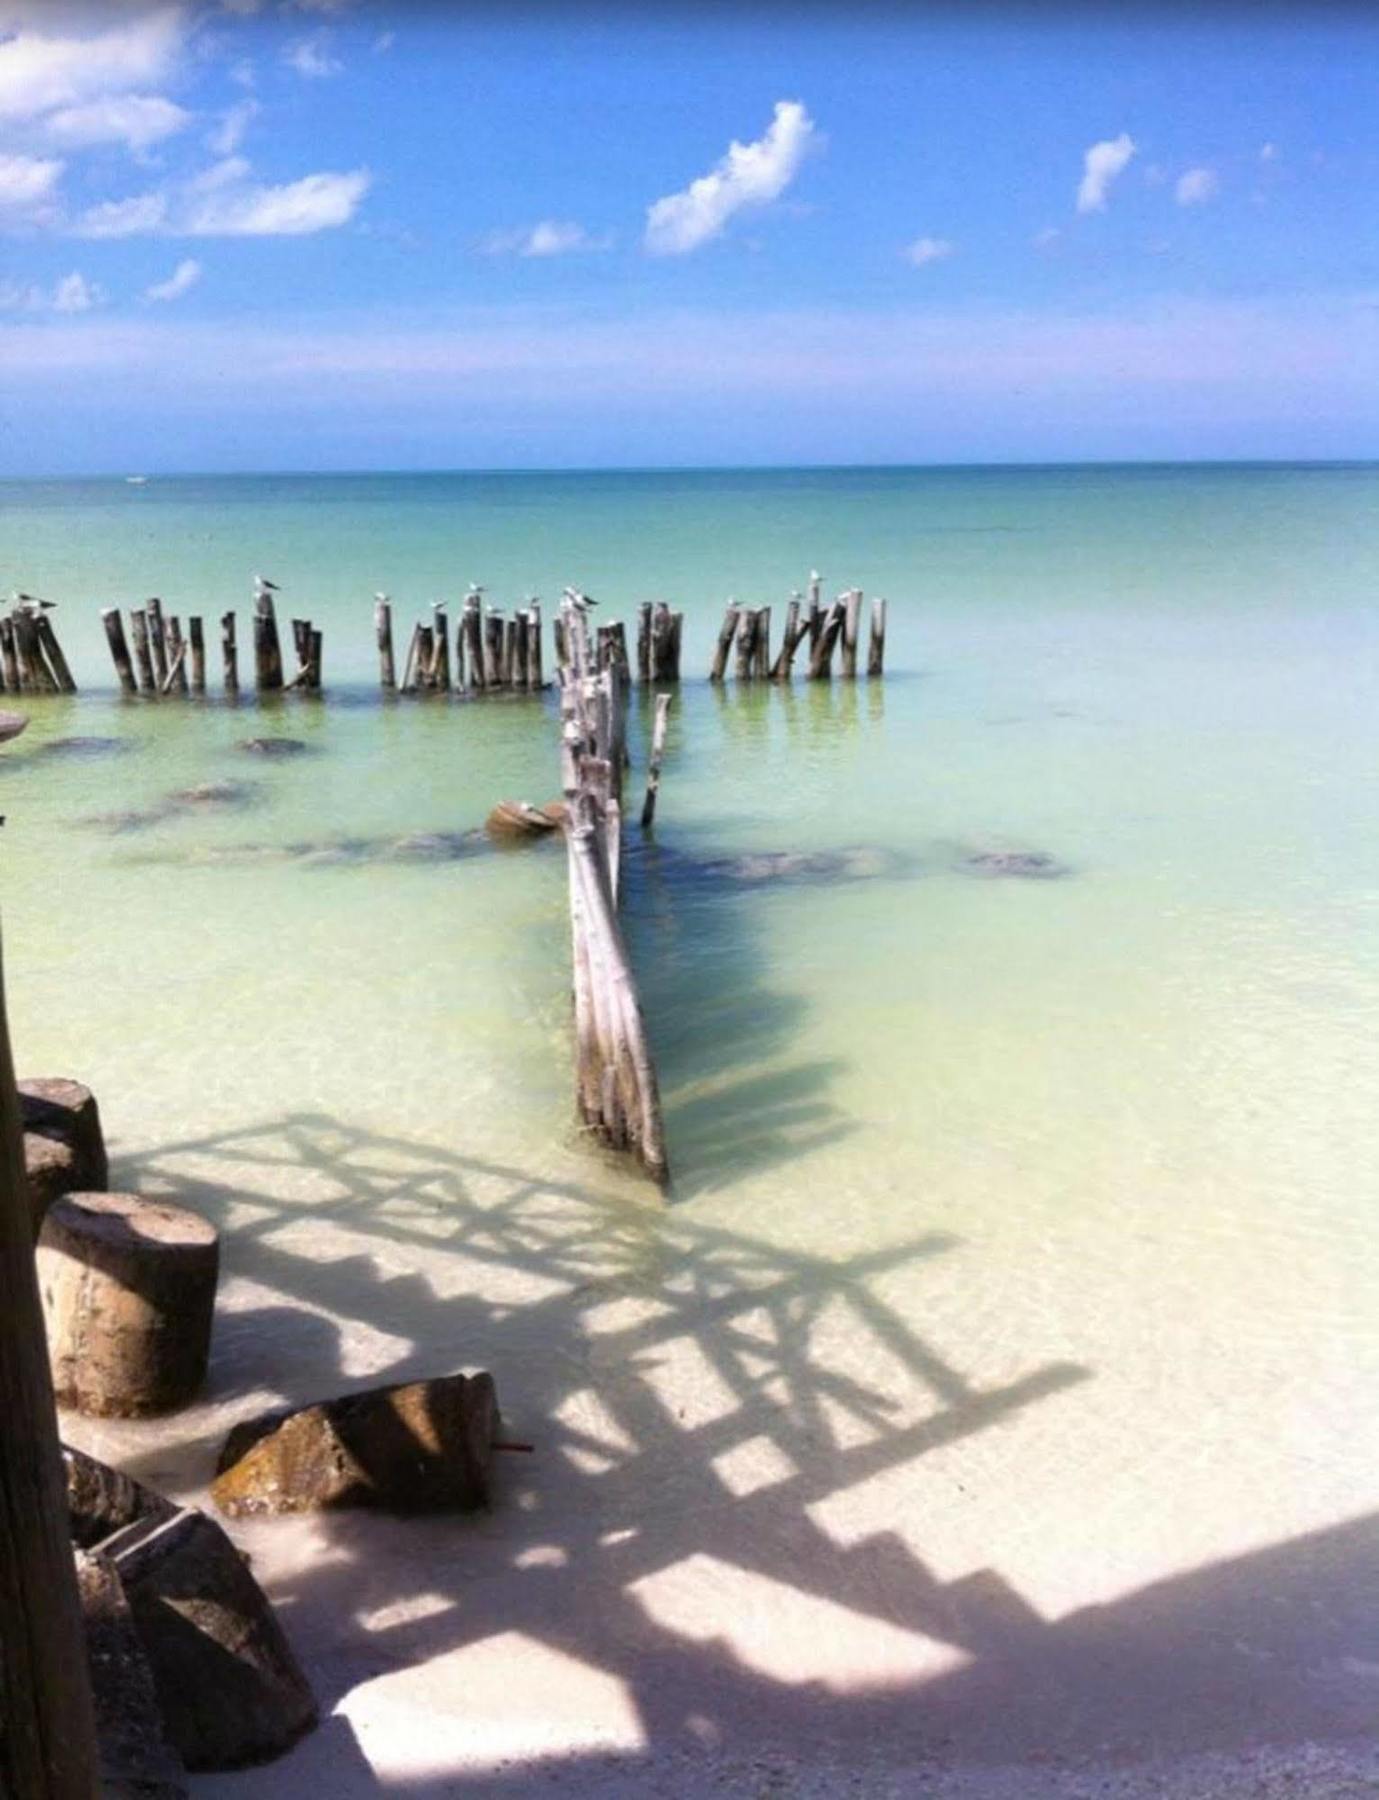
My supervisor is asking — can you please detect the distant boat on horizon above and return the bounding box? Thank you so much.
[125,475,148,485]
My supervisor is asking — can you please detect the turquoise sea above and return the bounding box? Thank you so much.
[8,464,1379,1787]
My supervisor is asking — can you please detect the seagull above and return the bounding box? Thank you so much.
[374,591,390,603]
[254,575,280,592]
[12,592,55,611]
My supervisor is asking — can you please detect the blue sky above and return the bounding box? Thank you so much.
[0,1,1376,473]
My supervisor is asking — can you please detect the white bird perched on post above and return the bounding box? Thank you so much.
[11,592,55,612]
[253,575,279,596]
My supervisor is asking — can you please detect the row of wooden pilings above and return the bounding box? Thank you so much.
[0,599,78,695]
[101,583,322,697]
[557,596,669,1185]
[709,576,886,682]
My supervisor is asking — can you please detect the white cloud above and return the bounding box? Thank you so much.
[44,92,189,152]
[52,269,100,312]
[1076,132,1135,214]
[645,99,816,255]
[0,8,183,123]
[903,235,953,268]
[185,166,369,235]
[74,190,168,237]
[144,256,201,301]
[188,155,250,193]
[283,0,355,12]
[207,98,258,157]
[284,31,341,78]
[0,153,64,210]
[1175,166,1218,206]
[482,219,610,258]
[1259,142,1278,163]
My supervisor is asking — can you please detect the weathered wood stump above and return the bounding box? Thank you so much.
[104,1507,317,1770]
[484,799,567,841]
[76,1549,188,1797]
[63,1442,176,1549]
[38,1192,219,1417]
[20,1076,107,1232]
[211,1370,499,1517]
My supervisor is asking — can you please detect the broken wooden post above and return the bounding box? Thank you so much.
[221,611,238,695]
[307,628,322,691]
[188,616,206,693]
[640,691,672,830]
[512,609,529,690]
[735,608,758,681]
[101,608,137,695]
[464,591,485,693]
[400,622,421,694]
[415,624,435,691]
[840,587,862,678]
[868,595,887,677]
[650,602,671,682]
[484,610,503,688]
[146,598,169,691]
[34,613,76,694]
[165,617,189,695]
[375,595,396,691]
[37,1191,219,1417]
[130,610,155,694]
[636,602,652,684]
[527,600,543,691]
[807,571,823,652]
[431,603,450,691]
[0,617,20,692]
[754,605,771,679]
[0,937,103,1799]
[808,599,845,679]
[253,586,283,692]
[13,609,55,693]
[710,604,740,682]
[771,595,803,680]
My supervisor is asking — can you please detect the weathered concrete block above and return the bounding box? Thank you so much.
[212,1371,499,1517]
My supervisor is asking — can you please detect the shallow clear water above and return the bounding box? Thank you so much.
[8,465,1379,1785]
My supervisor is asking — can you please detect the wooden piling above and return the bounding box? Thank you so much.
[101,608,137,695]
[464,596,485,694]
[129,609,155,694]
[308,628,323,691]
[146,598,169,691]
[754,605,772,679]
[221,611,239,695]
[34,615,76,694]
[431,604,450,691]
[669,611,683,680]
[14,610,56,693]
[735,607,758,681]
[0,937,103,1799]
[840,588,862,679]
[483,611,503,689]
[188,616,206,693]
[807,571,823,652]
[513,609,529,690]
[527,601,543,691]
[640,691,672,830]
[867,595,887,677]
[807,599,845,679]
[375,597,396,691]
[416,624,435,691]
[636,603,652,684]
[710,604,740,682]
[253,590,283,691]
[453,614,466,692]
[400,622,422,693]
[165,617,189,694]
[0,618,19,693]
[770,596,802,681]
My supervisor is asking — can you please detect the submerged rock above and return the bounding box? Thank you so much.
[166,780,259,808]
[212,1370,500,1517]
[37,735,127,759]
[235,736,311,757]
[959,849,1069,880]
[79,781,263,834]
[485,799,567,841]
[699,846,900,886]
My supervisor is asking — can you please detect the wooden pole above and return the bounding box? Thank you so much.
[253,591,283,692]
[501,617,517,689]
[512,609,529,690]
[416,624,435,691]
[129,609,155,694]
[400,622,421,694]
[806,571,823,653]
[483,611,502,689]
[13,610,55,693]
[188,616,206,693]
[101,608,137,695]
[375,597,396,691]
[735,608,758,682]
[34,615,76,694]
[0,618,20,693]
[640,691,672,830]
[527,601,543,691]
[753,605,771,680]
[771,596,802,681]
[668,611,683,680]
[165,617,189,694]
[145,598,169,691]
[840,587,862,679]
[431,604,450,691]
[464,595,485,694]
[0,934,103,1798]
[221,611,239,695]
[709,604,739,682]
[307,628,323,691]
[808,599,845,679]
[453,613,466,692]
[867,595,887,677]
[636,603,652,684]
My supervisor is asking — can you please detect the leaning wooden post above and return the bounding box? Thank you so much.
[129,609,155,694]
[221,611,239,695]
[400,622,421,694]
[188,616,206,694]
[640,691,672,830]
[867,596,887,677]
[101,608,137,695]
[709,604,739,682]
[253,587,283,692]
[375,596,396,691]
[770,596,802,681]
[13,610,55,693]
[808,599,845,679]
[840,588,862,679]
[34,615,76,694]
[165,616,189,695]
[145,598,169,691]
[0,934,103,1798]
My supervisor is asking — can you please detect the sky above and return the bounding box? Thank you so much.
[0,0,1376,474]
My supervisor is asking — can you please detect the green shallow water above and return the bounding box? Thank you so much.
[8,465,1379,1779]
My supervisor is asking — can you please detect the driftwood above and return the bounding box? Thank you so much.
[0,940,103,1798]
[38,1191,219,1417]
[560,602,668,1184]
